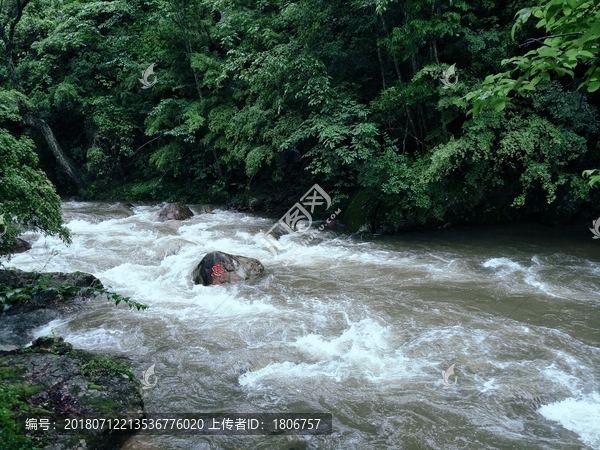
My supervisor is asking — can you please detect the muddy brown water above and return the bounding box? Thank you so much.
[5,202,600,449]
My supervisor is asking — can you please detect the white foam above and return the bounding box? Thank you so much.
[59,327,144,354]
[31,318,73,341]
[482,257,561,297]
[480,378,498,393]
[541,363,584,392]
[524,274,559,297]
[482,257,525,272]
[539,393,600,448]
[239,318,424,387]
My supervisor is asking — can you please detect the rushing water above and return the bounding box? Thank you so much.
[5,202,600,449]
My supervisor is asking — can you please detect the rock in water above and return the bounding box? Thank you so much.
[513,392,556,410]
[0,237,32,255]
[157,202,194,222]
[13,238,32,253]
[192,251,264,286]
[0,269,104,348]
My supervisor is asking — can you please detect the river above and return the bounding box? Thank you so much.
[7,202,600,449]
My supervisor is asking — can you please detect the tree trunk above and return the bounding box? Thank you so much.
[405,107,421,151]
[376,44,387,90]
[23,114,85,189]
[419,105,429,137]
[2,0,83,189]
[410,54,418,77]
[379,15,402,82]
[432,40,440,65]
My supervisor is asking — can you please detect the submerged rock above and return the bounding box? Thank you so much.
[157,202,194,222]
[513,392,556,411]
[0,337,143,450]
[191,251,264,286]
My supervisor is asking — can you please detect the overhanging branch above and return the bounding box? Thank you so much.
[519,32,585,48]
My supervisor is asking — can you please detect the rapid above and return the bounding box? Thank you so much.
[6,202,600,449]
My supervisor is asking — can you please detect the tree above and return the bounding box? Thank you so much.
[0,126,71,255]
[0,0,84,188]
[467,0,600,114]
[466,0,600,189]
[0,0,595,231]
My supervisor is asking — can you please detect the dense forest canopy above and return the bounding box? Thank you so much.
[1,0,599,243]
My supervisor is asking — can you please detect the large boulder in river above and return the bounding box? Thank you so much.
[192,251,264,286]
[157,202,193,222]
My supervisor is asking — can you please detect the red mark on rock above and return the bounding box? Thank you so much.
[210,263,226,283]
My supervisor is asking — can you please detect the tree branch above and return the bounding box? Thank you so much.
[519,32,585,48]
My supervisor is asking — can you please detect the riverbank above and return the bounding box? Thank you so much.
[0,269,145,450]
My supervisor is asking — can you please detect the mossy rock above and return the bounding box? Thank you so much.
[0,364,26,381]
[0,268,103,317]
[0,337,144,450]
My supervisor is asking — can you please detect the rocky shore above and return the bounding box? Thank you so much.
[0,269,145,450]
[0,269,103,350]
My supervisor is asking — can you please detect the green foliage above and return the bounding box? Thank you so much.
[466,0,600,192]
[583,169,600,186]
[0,128,70,254]
[422,105,590,210]
[80,355,134,382]
[0,90,29,122]
[0,362,47,450]
[0,381,43,450]
[467,0,600,115]
[128,179,163,199]
[1,0,598,230]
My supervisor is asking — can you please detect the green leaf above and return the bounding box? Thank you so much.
[545,2,564,24]
[587,81,600,92]
[490,98,507,111]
